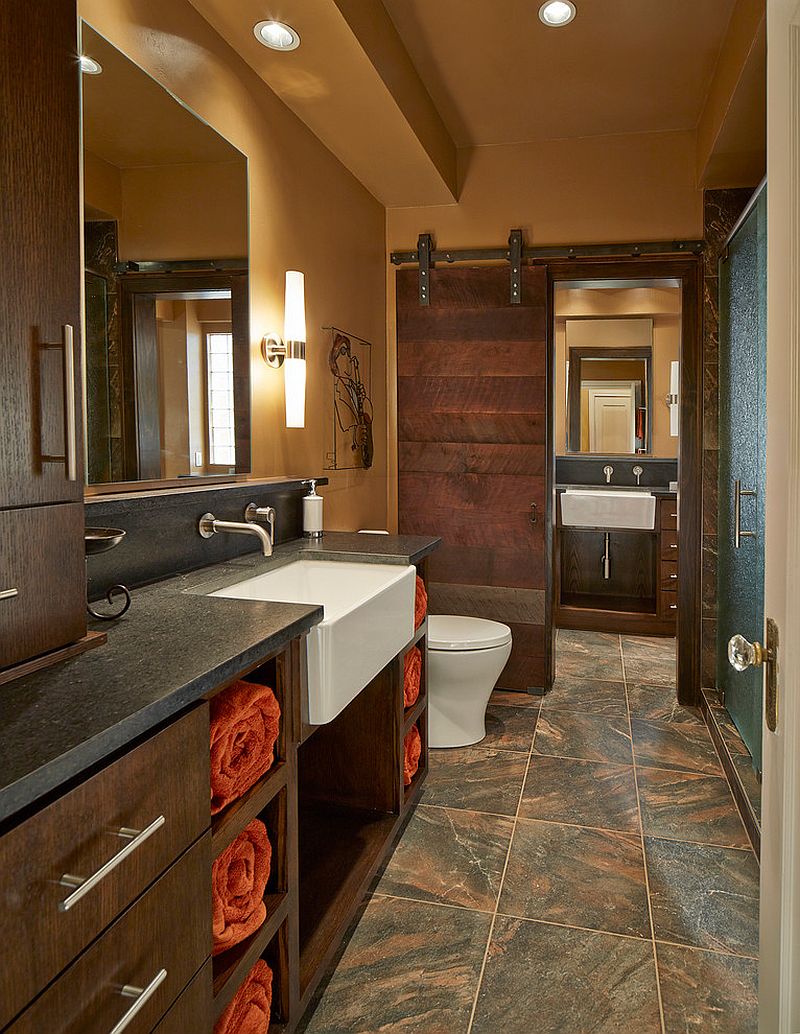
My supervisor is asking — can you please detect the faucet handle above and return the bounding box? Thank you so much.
[244,503,275,530]
[603,464,614,484]
[632,464,644,486]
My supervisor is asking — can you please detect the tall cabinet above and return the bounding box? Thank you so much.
[0,1,87,671]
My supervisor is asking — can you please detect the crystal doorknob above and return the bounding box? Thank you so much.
[728,634,772,672]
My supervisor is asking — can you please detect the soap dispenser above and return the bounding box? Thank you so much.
[303,480,323,539]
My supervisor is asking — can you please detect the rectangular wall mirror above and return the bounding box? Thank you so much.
[81,23,250,487]
[554,280,681,458]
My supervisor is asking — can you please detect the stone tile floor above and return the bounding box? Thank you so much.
[300,630,759,1034]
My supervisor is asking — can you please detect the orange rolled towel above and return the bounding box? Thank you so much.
[214,959,273,1034]
[403,647,422,708]
[211,680,281,814]
[403,725,422,786]
[414,575,428,629]
[212,820,271,956]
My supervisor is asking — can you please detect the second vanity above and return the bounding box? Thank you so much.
[0,532,439,1033]
[554,485,678,636]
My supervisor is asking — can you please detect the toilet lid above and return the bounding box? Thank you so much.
[427,615,512,651]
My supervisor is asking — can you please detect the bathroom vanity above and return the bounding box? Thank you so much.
[0,533,439,1033]
[554,488,678,635]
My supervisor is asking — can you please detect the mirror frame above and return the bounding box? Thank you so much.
[566,345,653,454]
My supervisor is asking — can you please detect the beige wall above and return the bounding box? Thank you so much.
[81,0,388,531]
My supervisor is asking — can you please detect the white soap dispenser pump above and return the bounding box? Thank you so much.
[303,479,323,539]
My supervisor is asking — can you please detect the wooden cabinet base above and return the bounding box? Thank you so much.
[0,630,107,687]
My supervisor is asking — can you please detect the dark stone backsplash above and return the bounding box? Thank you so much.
[85,477,326,600]
[556,455,677,489]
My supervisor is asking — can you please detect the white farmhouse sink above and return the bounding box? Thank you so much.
[210,560,415,725]
[560,489,656,530]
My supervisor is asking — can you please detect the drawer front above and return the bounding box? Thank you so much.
[153,961,212,1034]
[8,835,211,1034]
[0,503,86,670]
[0,705,210,1027]
[660,590,678,616]
[660,530,679,560]
[660,500,678,531]
[659,561,679,592]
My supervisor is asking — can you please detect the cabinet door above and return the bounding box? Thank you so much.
[0,504,86,670]
[0,0,83,507]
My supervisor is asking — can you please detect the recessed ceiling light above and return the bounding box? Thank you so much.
[79,54,102,75]
[253,20,301,51]
[539,1,576,27]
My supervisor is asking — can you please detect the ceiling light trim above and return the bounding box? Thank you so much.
[253,19,301,51]
[538,1,577,27]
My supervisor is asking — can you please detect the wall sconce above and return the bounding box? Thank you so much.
[261,271,306,428]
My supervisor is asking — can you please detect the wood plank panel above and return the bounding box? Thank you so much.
[397,265,552,691]
[428,544,544,590]
[398,376,546,413]
[399,412,546,444]
[398,340,547,377]
[396,266,546,309]
[399,442,546,476]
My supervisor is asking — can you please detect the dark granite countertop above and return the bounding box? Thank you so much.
[0,532,439,826]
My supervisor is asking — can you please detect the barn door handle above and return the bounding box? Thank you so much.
[529,503,538,526]
[734,479,757,548]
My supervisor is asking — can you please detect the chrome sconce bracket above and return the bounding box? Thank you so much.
[261,334,305,368]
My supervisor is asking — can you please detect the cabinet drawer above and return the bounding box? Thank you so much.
[660,531,679,560]
[8,835,211,1034]
[153,961,212,1034]
[661,590,678,616]
[0,705,210,1027]
[660,501,678,531]
[0,503,86,670]
[660,561,679,591]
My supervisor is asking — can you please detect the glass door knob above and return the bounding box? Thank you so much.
[728,634,770,671]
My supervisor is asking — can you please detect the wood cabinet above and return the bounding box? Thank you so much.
[0,0,87,672]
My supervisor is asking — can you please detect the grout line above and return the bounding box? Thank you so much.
[652,936,760,962]
[620,634,667,1034]
[465,696,543,1033]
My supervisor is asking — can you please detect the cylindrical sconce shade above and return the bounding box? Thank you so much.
[284,354,306,427]
[284,271,306,343]
[283,271,306,427]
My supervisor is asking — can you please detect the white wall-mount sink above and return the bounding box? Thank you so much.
[210,560,415,725]
[560,488,656,530]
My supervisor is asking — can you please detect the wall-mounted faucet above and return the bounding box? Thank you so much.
[632,465,643,486]
[603,464,614,484]
[198,511,274,556]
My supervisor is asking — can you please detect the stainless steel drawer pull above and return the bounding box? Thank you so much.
[57,814,165,912]
[0,588,18,601]
[670,513,678,518]
[669,543,678,549]
[109,969,167,1034]
[669,604,678,611]
[669,573,678,580]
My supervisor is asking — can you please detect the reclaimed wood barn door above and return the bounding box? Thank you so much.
[396,266,552,691]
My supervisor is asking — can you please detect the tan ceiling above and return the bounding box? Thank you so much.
[381,0,739,147]
[81,23,244,168]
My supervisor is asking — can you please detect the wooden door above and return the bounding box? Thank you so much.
[397,267,552,691]
[0,0,83,507]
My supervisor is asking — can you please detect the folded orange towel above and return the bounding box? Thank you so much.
[403,647,422,708]
[214,959,273,1034]
[212,820,271,956]
[414,575,427,629]
[403,725,422,786]
[211,680,281,814]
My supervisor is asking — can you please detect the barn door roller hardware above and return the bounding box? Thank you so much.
[391,233,704,307]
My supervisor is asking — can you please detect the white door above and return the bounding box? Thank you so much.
[760,2,800,1029]
[587,385,636,453]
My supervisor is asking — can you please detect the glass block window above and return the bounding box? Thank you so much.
[206,332,236,467]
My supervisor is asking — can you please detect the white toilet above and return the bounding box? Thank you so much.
[427,615,513,748]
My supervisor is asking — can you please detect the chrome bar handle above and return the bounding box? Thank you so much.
[57,815,165,912]
[734,479,757,549]
[63,324,78,481]
[0,588,19,601]
[109,969,167,1034]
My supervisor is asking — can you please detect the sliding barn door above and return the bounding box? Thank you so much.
[397,266,552,691]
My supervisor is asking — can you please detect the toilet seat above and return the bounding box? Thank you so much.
[428,615,512,652]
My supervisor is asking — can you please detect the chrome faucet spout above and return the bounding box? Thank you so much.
[198,513,273,556]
